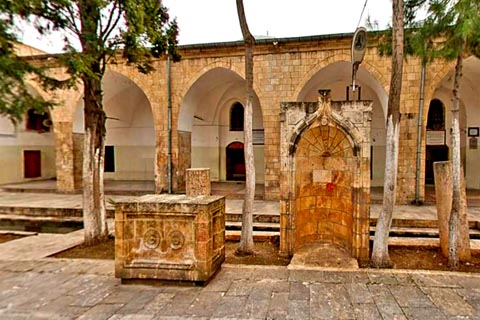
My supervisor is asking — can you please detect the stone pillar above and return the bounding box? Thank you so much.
[54,121,75,193]
[72,133,84,191]
[186,168,211,196]
[433,161,471,261]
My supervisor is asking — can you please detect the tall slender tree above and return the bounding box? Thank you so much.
[413,0,480,269]
[19,0,179,245]
[371,0,405,268]
[235,0,255,255]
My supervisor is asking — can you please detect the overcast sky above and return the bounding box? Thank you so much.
[20,0,394,53]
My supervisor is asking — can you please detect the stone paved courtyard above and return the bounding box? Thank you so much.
[0,258,479,319]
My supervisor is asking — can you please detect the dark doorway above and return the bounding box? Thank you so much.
[24,150,41,178]
[425,99,447,185]
[226,142,245,181]
[104,145,115,172]
[425,146,449,184]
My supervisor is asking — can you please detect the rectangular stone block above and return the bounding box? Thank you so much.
[186,168,211,196]
[115,194,225,283]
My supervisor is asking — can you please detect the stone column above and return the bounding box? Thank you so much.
[433,161,471,261]
[186,168,211,196]
[73,133,84,190]
[54,121,75,193]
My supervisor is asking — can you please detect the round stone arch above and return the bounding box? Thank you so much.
[293,56,388,187]
[291,51,389,103]
[178,61,264,103]
[177,66,265,186]
[71,70,156,184]
[422,59,457,123]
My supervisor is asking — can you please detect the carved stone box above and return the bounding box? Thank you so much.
[115,194,225,283]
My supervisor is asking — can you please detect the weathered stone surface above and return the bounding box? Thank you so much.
[115,194,225,283]
[186,168,211,196]
[433,161,471,261]
[279,92,371,264]
[0,259,480,319]
[73,133,84,191]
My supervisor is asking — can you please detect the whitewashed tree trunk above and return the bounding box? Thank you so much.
[449,38,466,270]
[371,0,404,267]
[236,0,255,255]
[82,76,107,246]
[97,142,108,237]
[82,126,100,245]
[372,116,399,266]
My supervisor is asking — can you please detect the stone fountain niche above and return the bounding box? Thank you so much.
[279,90,372,264]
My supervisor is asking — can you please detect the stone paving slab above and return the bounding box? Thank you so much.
[0,261,479,319]
[0,229,84,260]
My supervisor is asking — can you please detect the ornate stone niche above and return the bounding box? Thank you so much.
[279,90,372,263]
[115,194,225,283]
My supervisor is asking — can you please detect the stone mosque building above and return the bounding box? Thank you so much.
[2,32,480,205]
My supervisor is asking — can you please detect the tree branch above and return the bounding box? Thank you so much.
[102,0,122,44]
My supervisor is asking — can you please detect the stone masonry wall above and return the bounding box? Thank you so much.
[35,34,458,203]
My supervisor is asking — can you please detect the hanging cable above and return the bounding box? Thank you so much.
[356,0,369,29]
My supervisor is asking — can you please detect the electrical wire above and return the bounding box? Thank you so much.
[356,0,369,29]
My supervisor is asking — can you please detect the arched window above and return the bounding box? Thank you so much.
[230,102,244,131]
[26,109,51,132]
[427,99,445,131]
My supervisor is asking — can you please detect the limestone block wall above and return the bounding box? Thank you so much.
[294,126,356,251]
[73,133,83,190]
[23,33,466,204]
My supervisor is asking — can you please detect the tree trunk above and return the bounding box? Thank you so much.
[78,1,108,246]
[82,75,108,246]
[371,0,404,268]
[236,0,255,255]
[449,38,466,270]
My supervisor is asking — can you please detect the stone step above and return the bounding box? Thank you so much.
[0,230,38,236]
[0,206,116,218]
[370,218,478,229]
[225,230,279,242]
[370,236,480,253]
[225,212,280,223]
[226,221,280,231]
[369,226,480,239]
[0,214,83,234]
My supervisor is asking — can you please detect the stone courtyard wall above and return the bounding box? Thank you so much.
[30,34,458,203]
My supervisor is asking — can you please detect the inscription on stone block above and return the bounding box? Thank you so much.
[313,170,332,183]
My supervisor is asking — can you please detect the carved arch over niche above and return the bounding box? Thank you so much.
[279,91,372,264]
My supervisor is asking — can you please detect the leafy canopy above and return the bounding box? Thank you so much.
[375,0,480,62]
[20,0,180,80]
[0,1,62,124]
[0,0,179,125]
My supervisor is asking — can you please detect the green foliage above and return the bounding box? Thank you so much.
[0,1,61,124]
[1,0,179,123]
[22,0,180,79]
[377,0,480,62]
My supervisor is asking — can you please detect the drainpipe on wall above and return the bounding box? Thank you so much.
[415,60,427,204]
[167,55,173,194]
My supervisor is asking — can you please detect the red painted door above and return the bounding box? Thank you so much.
[24,150,41,178]
[226,142,245,181]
